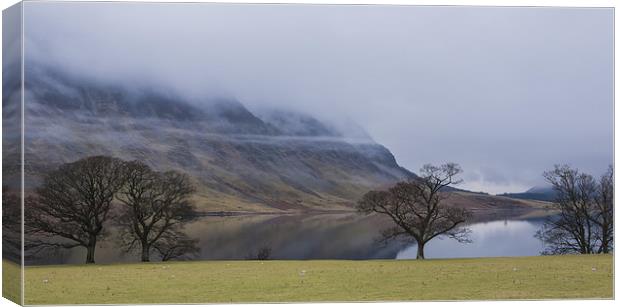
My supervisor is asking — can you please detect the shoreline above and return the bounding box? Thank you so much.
[199,207,558,218]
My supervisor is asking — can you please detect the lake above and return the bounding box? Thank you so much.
[35,209,552,265]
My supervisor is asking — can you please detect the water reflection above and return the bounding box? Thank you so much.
[396,219,545,259]
[34,210,549,265]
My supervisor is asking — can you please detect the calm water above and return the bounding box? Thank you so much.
[396,219,545,259]
[34,210,550,265]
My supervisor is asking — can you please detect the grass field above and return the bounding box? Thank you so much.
[13,254,614,304]
[2,260,21,305]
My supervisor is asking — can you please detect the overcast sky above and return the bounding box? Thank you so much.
[23,2,613,194]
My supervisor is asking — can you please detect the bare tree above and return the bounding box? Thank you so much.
[246,245,272,260]
[152,231,200,261]
[25,156,125,263]
[116,161,198,262]
[537,165,613,254]
[357,163,471,259]
[2,186,22,263]
[594,166,613,253]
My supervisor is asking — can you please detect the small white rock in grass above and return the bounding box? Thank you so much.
[42,279,48,284]
[512,267,518,272]
[592,267,597,272]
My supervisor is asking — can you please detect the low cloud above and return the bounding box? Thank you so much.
[22,2,613,193]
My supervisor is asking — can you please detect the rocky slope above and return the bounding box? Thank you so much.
[21,66,414,212]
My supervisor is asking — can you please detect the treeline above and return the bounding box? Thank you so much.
[25,155,199,264]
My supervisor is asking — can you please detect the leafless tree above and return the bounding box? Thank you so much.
[594,166,613,253]
[25,156,125,263]
[2,186,22,263]
[246,245,272,260]
[537,164,613,254]
[357,163,471,259]
[150,231,200,261]
[116,161,198,262]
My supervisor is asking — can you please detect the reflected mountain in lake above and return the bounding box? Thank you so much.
[42,210,550,265]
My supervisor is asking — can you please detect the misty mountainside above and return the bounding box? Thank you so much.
[18,66,550,213]
[21,66,415,212]
[497,186,557,202]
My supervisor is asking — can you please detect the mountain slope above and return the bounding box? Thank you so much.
[23,67,414,212]
[21,66,549,213]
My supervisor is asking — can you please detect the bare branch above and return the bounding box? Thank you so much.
[115,161,198,262]
[356,162,470,259]
[24,156,125,264]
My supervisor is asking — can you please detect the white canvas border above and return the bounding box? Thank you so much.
[0,1,616,307]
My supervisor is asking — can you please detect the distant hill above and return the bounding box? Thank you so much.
[497,186,557,202]
[448,191,552,211]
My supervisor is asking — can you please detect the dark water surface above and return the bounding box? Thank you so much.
[34,210,551,265]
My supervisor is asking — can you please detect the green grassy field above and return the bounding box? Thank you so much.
[14,254,614,304]
[2,260,21,305]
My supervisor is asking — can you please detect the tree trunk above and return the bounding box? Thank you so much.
[601,236,609,254]
[141,243,150,262]
[416,242,425,260]
[601,225,610,254]
[86,236,97,264]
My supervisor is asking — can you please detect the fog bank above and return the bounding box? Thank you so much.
[23,2,613,193]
